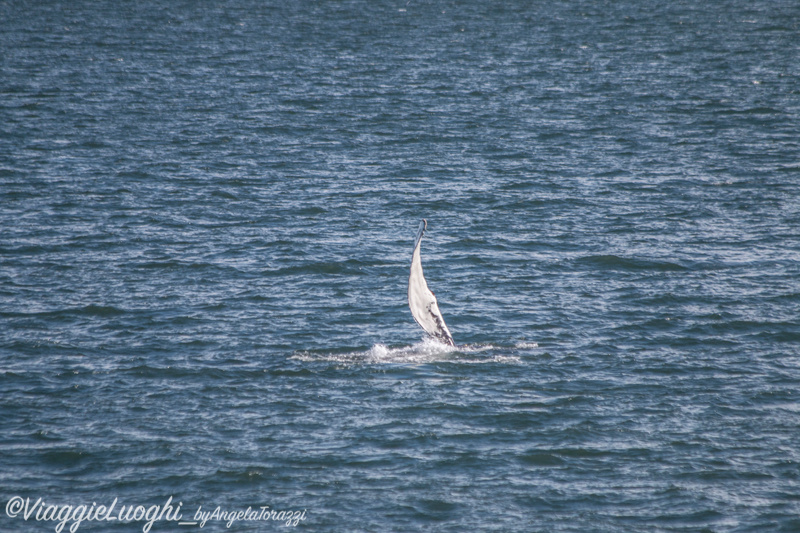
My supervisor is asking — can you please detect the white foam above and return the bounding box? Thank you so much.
[515,341,539,349]
[292,337,523,365]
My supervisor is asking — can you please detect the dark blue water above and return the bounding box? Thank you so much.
[2,1,800,531]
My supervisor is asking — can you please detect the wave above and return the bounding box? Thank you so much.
[575,254,687,272]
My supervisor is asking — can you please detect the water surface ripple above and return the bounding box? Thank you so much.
[2,1,799,531]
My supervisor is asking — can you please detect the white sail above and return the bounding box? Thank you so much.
[408,219,454,346]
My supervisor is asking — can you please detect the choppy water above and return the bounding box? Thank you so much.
[2,0,800,531]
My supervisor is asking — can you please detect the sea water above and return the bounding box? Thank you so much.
[2,1,799,531]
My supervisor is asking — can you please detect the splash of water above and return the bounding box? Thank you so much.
[292,337,525,365]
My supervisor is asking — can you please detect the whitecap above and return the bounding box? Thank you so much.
[515,341,539,349]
